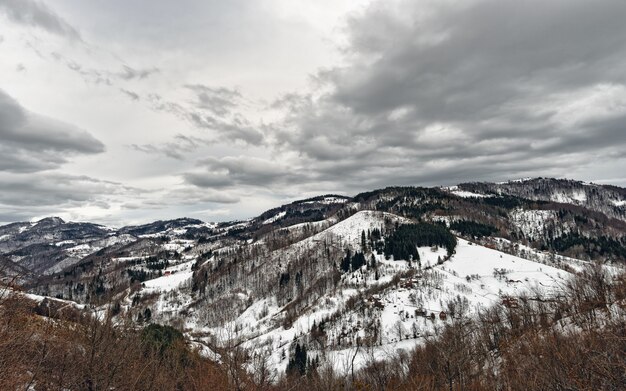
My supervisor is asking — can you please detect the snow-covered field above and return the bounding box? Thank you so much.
[444,185,492,198]
[220,236,574,375]
[84,208,618,379]
[128,210,594,377]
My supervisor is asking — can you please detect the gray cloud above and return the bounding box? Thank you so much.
[63,59,112,85]
[185,84,242,117]
[166,186,240,205]
[119,65,160,80]
[0,173,130,207]
[120,88,140,101]
[147,92,265,145]
[184,155,302,189]
[0,0,80,39]
[130,134,209,160]
[187,112,264,144]
[48,52,159,86]
[4,0,626,225]
[0,173,142,224]
[267,0,626,191]
[0,88,105,173]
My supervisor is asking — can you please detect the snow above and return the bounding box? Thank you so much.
[551,190,587,204]
[315,210,409,247]
[55,240,77,247]
[18,224,33,233]
[451,190,491,198]
[193,231,578,377]
[444,239,568,298]
[263,211,286,225]
[301,196,348,205]
[142,260,195,292]
[98,234,136,247]
[500,177,533,184]
[509,208,561,241]
[163,241,193,252]
[442,185,492,198]
[611,199,626,207]
[10,291,87,310]
[112,255,150,263]
[57,206,618,381]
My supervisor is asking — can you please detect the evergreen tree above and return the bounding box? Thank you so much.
[361,230,367,252]
[351,252,366,271]
[287,343,308,376]
[384,223,456,261]
[340,249,352,273]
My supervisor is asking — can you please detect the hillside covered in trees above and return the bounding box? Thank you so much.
[2,263,624,390]
[1,178,626,390]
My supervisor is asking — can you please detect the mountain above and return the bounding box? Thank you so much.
[455,177,626,221]
[1,177,625,381]
[0,217,132,279]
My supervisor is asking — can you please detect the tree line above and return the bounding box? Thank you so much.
[384,223,457,263]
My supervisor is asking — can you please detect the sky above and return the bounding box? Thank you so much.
[1,0,626,226]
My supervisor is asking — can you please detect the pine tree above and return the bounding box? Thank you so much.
[361,230,367,252]
[340,249,351,273]
[351,252,366,271]
[287,343,308,376]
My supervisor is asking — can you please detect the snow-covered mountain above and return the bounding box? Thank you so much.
[1,178,625,378]
[455,178,626,221]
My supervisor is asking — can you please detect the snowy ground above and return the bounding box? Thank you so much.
[442,185,492,199]
[111,210,615,378]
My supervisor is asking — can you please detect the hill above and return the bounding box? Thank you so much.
[1,177,625,388]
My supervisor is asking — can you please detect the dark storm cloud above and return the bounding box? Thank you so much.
[0,0,80,39]
[267,0,626,190]
[0,88,105,173]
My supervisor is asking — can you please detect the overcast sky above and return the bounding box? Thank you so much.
[1,0,626,226]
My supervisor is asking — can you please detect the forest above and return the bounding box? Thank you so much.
[383,223,457,262]
[2,264,624,390]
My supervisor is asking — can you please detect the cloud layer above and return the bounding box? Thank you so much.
[263,0,626,190]
[0,88,105,173]
[0,0,80,39]
[2,0,626,225]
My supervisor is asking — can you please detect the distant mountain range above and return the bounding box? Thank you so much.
[2,177,625,377]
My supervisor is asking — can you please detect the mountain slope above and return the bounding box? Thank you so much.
[456,178,626,221]
[1,177,625,379]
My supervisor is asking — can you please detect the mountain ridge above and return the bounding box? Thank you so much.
[1,176,625,382]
